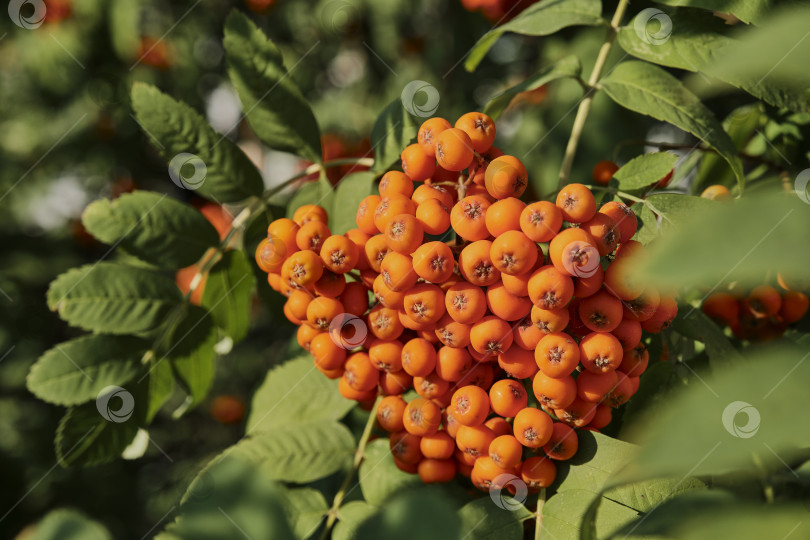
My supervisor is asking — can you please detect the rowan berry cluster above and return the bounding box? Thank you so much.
[703,279,808,341]
[255,111,677,491]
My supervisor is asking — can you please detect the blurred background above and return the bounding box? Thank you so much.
[2,0,808,538]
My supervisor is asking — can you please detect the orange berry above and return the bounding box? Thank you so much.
[599,201,637,244]
[403,397,442,436]
[306,296,344,330]
[470,316,514,355]
[292,204,328,226]
[489,435,523,469]
[296,324,321,351]
[320,235,359,274]
[472,456,514,491]
[520,456,557,489]
[702,292,740,327]
[368,304,405,340]
[455,112,496,153]
[445,282,488,324]
[532,371,576,410]
[513,407,553,448]
[435,128,475,171]
[255,236,287,273]
[489,379,528,418]
[611,319,642,350]
[485,155,528,199]
[401,143,436,182]
[310,332,347,370]
[556,183,597,223]
[390,431,423,464]
[535,332,580,378]
[377,395,407,432]
[701,184,732,201]
[573,266,604,298]
[780,291,809,323]
[379,171,414,199]
[368,339,404,372]
[403,283,446,325]
[582,212,619,256]
[450,385,490,426]
[415,198,451,236]
[295,220,331,253]
[486,284,532,322]
[618,343,649,377]
[385,213,424,254]
[401,337,438,377]
[579,332,623,374]
[640,296,678,333]
[436,345,472,381]
[380,370,413,396]
[745,285,782,318]
[380,251,418,292]
[579,290,623,333]
[577,370,618,402]
[338,375,376,401]
[420,431,455,459]
[374,194,416,233]
[543,422,578,460]
[414,372,450,399]
[285,289,313,321]
[554,398,597,428]
[418,458,456,483]
[373,274,405,309]
[604,371,635,407]
[356,195,382,235]
[485,197,525,237]
[530,306,570,334]
[459,240,501,286]
[418,117,453,157]
[363,234,390,273]
[451,195,492,242]
[285,250,324,286]
[435,314,472,349]
[412,183,454,207]
[548,227,600,278]
[502,271,532,298]
[604,256,644,301]
[520,201,563,243]
[314,270,347,298]
[490,230,538,276]
[501,335,541,376]
[412,241,455,283]
[340,281,369,317]
[527,265,574,310]
[589,404,612,429]
[456,424,496,459]
[344,351,379,392]
[592,160,619,186]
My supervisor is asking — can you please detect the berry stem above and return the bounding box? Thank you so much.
[319,394,383,540]
[534,488,546,539]
[557,0,630,187]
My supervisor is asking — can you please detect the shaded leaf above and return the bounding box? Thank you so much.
[458,497,532,540]
[282,486,329,540]
[355,489,461,540]
[200,250,255,343]
[167,306,217,407]
[330,172,376,235]
[56,400,139,467]
[31,509,111,540]
[541,489,639,540]
[613,152,678,190]
[370,98,419,173]
[359,438,421,506]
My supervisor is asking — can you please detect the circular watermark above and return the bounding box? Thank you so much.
[168,153,207,190]
[562,241,601,278]
[320,0,360,35]
[489,474,528,511]
[96,385,135,423]
[794,169,810,204]
[634,8,673,46]
[8,0,46,29]
[401,80,440,118]
[186,470,215,502]
[722,401,760,438]
[329,313,368,349]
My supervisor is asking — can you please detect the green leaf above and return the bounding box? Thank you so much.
[457,497,532,540]
[611,490,736,537]
[282,487,328,540]
[228,420,355,483]
[145,359,174,423]
[465,0,605,71]
[638,192,810,289]
[56,400,139,467]
[643,193,717,234]
[27,335,146,406]
[286,179,335,220]
[614,344,810,486]
[600,61,744,191]
[167,306,217,407]
[200,250,255,343]
[247,355,354,434]
[47,262,183,335]
[224,11,322,163]
[613,152,677,190]
[370,98,419,173]
[330,172,376,235]
[541,489,639,540]
[651,0,774,24]
[333,501,377,540]
[131,83,263,203]
[554,432,636,495]
[484,55,582,119]
[167,457,295,540]
[31,509,112,540]
[632,202,659,245]
[355,489,461,540]
[672,309,742,367]
[82,191,220,269]
[359,438,421,506]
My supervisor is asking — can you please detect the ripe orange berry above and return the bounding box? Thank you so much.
[577,370,618,402]
[535,332,580,378]
[255,236,287,273]
[338,375,376,401]
[377,396,407,432]
[611,319,642,350]
[356,195,381,235]
[401,337,438,377]
[380,251,418,292]
[412,183,454,207]
[374,195,416,233]
[579,290,623,332]
[401,143,436,181]
[548,227,600,278]
[420,431,455,460]
[582,213,619,256]
[373,274,405,309]
[528,265,574,310]
[320,235,359,274]
[471,456,513,491]
[640,296,678,333]
[435,128,475,171]
[556,183,597,223]
[310,332,347,370]
[380,369,413,396]
[435,314,472,349]
[579,332,623,374]
[701,184,732,201]
[418,117,453,156]
[285,250,324,286]
[451,195,492,241]
[604,256,644,302]
[485,197,525,237]
[379,171,414,199]
[414,372,449,399]
[404,283,446,325]
[573,266,604,298]
[315,270,347,299]
[455,112,496,153]
[415,198,451,235]
[412,241,455,283]
[465,362,496,390]
[295,220,331,253]
[340,281,369,316]
[531,306,570,334]
[513,407,553,448]
[702,292,740,326]
[488,435,523,469]
[520,201,563,243]
[543,422,578,460]
[450,385,490,426]
[554,398,597,428]
[520,456,557,489]
[490,230,538,276]
[497,345,538,379]
[618,343,649,377]
[592,160,619,186]
[436,346,472,381]
[344,352,379,392]
[368,339,404,372]
[485,155,528,199]
[470,316,514,354]
[385,213,424,254]
[368,304,405,341]
[456,424,496,458]
[745,285,782,318]
[589,404,612,429]
[292,204,328,226]
[306,296,344,330]
[502,271,532,298]
[486,283,532,321]
[403,397,442,436]
[532,371,576,410]
[296,324,321,351]
[599,201,637,244]
[459,240,501,286]
[285,289,313,321]
[604,371,635,407]
[489,379,528,418]
[417,457,457,483]
[780,291,809,323]
[390,431,423,464]
[445,282,487,324]
[267,217,300,257]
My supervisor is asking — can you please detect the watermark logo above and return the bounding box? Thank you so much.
[320,0,359,35]
[8,0,46,29]
[168,153,207,190]
[401,80,440,118]
[562,242,601,278]
[489,474,528,511]
[794,169,810,204]
[722,401,760,438]
[634,8,673,46]
[96,385,135,423]
[329,313,368,349]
